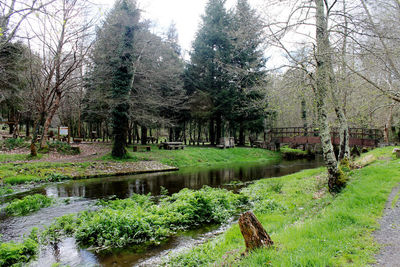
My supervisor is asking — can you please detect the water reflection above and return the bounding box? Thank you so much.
[39,158,323,200]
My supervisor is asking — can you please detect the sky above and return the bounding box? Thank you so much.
[93,0,264,58]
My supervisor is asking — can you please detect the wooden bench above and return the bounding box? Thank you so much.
[158,142,184,150]
[73,137,83,144]
[133,145,151,152]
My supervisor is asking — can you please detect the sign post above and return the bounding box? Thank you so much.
[58,126,69,143]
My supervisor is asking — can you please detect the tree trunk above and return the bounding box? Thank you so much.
[41,92,62,147]
[216,115,222,142]
[384,105,394,143]
[239,122,245,146]
[141,125,147,145]
[238,211,273,253]
[315,0,345,193]
[169,127,174,142]
[209,118,215,146]
[25,119,30,137]
[197,121,202,145]
[30,112,45,157]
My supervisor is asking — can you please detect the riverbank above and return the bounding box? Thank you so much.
[125,145,281,168]
[166,146,399,266]
[0,145,280,189]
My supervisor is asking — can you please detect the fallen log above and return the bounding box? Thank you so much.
[238,211,273,253]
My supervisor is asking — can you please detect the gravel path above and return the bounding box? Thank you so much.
[374,183,400,267]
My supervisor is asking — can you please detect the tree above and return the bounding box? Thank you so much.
[102,0,141,157]
[25,0,93,155]
[314,0,346,192]
[265,0,349,192]
[187,0,232,145]
[229,0,268,145]
[0,0,53,50]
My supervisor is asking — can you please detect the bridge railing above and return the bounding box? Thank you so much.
[270,127,383,141]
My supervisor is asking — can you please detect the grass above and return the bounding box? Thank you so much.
[166,146,400,266]
[0,161,90,185]
[0,153,43,162]
[280,145,312,160]
[125,145,281,168]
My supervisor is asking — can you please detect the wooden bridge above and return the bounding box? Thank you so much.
[270,127,383,148]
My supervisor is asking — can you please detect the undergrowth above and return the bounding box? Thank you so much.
[0,229,39,267]
[40,187,247,250]
[4,194,53,216]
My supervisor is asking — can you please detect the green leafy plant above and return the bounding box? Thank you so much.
[0,229,39,266]
[4,194,53,216]
[46,141,80,155]
[0,185,13,196]
[45,173,70,182]
[2,138,27,150]
[43,187,247,250]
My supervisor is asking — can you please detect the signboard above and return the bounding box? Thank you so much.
[59,127,68,136]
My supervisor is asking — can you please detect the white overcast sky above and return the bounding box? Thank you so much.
[93,0,265,57]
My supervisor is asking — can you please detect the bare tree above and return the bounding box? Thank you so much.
[0,0,54,49]
[264,0,350,192]
[25,0,94,155]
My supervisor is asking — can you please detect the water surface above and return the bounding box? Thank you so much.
[0,158,323,266]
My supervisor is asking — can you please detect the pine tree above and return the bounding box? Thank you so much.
[187,0,232,145]
[229,0,268,145]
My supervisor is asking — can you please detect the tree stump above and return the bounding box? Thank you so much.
[238,211,273,253]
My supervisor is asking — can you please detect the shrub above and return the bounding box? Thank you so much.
[0,185,13,196]
[4,194,53,216]
[46,141,80,155]
[46,187,248,250]
[45,173,70,182]
[0,229,39,266]
[3,138,27,150]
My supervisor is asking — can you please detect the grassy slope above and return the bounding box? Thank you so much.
[166,147,399,266]
[126,145,280,168]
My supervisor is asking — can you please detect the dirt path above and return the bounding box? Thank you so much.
[374,183,400,266]
[1,142,111,163]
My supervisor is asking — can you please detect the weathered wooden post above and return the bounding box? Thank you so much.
[238,211,273,253]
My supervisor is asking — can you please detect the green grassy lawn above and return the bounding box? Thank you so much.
[0,162,90,185]
[0,153,43,162]
[166,147,400,266]
[125,145,281,168]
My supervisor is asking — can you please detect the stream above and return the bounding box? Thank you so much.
[0,158,323,266]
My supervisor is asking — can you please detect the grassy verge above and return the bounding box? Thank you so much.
[0,162,90,185]
[125,145,280,168]
[166,146,399,266]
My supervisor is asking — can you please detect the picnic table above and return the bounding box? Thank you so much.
[133,145,151,152]
[158,142,185,150]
